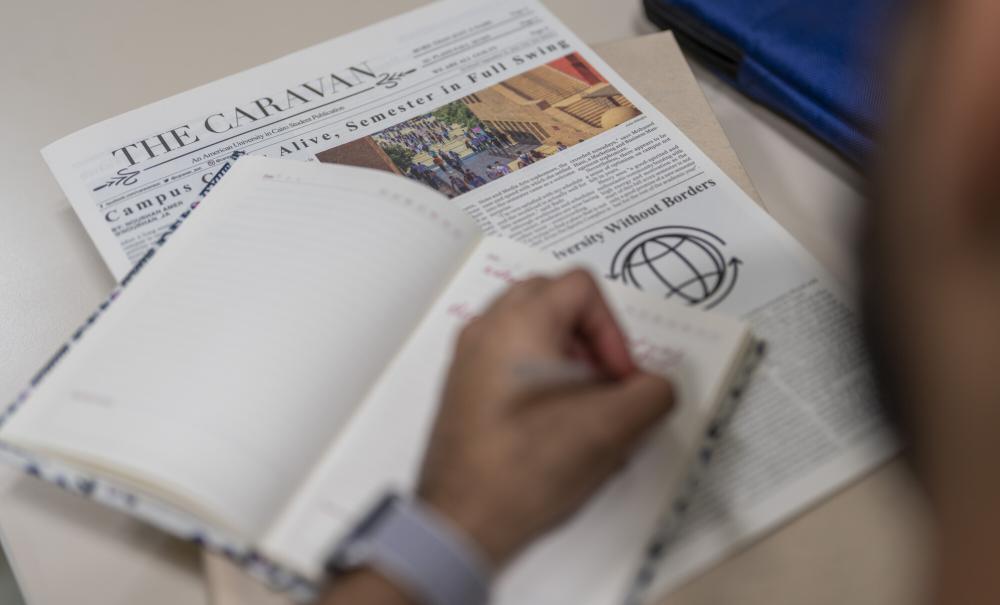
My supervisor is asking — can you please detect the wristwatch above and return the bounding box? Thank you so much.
[326,493,493,605]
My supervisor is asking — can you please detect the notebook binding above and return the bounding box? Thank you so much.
[624,339,766,605]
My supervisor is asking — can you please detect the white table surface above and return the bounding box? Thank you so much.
[0,2,893,604]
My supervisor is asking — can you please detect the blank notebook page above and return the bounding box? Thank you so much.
[2,157,481,537]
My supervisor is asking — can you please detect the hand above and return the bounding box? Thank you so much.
[417,269,674,567]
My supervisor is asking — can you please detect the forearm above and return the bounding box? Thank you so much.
[320,569,420,605]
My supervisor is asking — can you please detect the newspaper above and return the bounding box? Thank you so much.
[42,0,895,599]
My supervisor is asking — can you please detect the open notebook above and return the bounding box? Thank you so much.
[0,156,757,603]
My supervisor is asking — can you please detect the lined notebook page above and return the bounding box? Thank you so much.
[1,157,481,537]
[262,236,750,603]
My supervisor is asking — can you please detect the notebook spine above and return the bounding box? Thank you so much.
[624,339,766,605]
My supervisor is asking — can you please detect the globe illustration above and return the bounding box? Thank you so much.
[608,226,740,308]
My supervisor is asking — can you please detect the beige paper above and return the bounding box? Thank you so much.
[594,33,763,210]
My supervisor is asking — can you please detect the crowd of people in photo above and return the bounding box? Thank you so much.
[372,112,567,198]
[374,116,455,152]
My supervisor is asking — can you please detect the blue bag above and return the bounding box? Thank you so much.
[643,0,900,165]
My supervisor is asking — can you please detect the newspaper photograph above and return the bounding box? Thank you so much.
[41,0,895,600]
[316,51,641,198]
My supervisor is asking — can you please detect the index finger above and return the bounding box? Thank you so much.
[535,269,636,380]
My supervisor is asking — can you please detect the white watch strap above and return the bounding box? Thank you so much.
[329,494,492,605]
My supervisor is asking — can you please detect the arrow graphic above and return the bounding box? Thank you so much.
[705,257,741,310]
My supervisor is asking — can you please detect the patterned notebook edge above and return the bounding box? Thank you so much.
[0,152,321,601]
[623,338,767,605]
